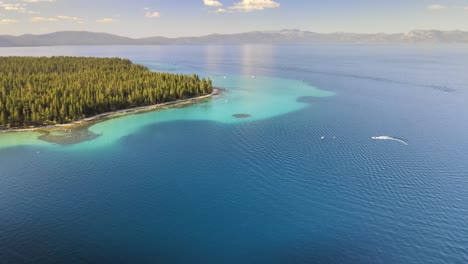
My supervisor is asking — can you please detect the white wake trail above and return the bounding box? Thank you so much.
[372,136,408,145]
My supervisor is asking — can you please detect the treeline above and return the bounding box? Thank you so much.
[0,56,212,128]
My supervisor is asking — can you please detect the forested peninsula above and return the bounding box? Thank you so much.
[0,57,213,129]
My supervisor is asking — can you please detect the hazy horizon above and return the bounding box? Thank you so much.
[4,28,468,39]
[1,28,466,40]
[1,0,468,38]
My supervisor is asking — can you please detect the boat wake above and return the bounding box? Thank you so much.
[372,136,408,145]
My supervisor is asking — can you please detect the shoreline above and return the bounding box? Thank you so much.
[1,88,220,133]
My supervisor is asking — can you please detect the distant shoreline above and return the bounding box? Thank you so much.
[0,88,219,133]
[1,30,468,46]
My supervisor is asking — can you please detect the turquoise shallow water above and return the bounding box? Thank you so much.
[0,73,333,150]
[84,75,333,151]
[1,45,468,263]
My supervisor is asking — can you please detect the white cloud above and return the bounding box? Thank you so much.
[0,2,43,14]
[5,6,24,11]
[57,15,82,23]
[145,11,160,18]
[230,0,280,12]
[96,18,113,23]
[216,8,226,13]
[0,18,18,24]
[0,3,27,12]
[57,15,79,20]
[427,4,445,11]
[31,16,57,22]
[204,0,223,7]
[144,7,160,18]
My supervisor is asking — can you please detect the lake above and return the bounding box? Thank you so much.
[1,45,468,263]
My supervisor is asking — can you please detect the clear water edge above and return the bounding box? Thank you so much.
[0,74,335,150]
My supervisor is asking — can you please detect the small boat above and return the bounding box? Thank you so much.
[372,136,408,145]
[321,136,325,140]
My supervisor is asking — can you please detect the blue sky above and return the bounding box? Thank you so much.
[1,0,468,37]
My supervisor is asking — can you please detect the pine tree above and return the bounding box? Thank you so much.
[0,57,212,128]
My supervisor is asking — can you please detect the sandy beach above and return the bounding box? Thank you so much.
[1,88,219,133]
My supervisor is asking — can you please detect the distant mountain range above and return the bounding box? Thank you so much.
[1,30,468,47]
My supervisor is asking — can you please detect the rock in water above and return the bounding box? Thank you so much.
[233,114,251,118]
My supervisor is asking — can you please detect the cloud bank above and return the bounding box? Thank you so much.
[230,0,280,12]
[204,0,223,7]
[96,18,113,23]
[427,4,445,11]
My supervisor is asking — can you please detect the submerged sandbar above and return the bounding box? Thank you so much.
[14,89,220,145]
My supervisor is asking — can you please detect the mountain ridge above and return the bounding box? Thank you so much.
[1,29,468,47]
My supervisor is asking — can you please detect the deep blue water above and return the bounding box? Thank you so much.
[1,45,468,263]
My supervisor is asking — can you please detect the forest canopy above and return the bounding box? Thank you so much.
[0,56,213,128]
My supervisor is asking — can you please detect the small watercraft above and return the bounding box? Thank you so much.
[372,136,408,145]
